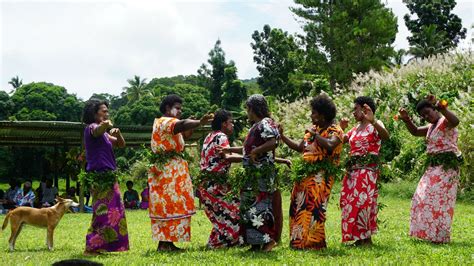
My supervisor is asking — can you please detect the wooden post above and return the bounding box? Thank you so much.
[65,145,70,190]
[79,126,85,212]
[54,146,59,188]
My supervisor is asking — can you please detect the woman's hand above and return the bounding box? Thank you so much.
[398,107,410,122]
[427,94,448,110]
[339,118,349,131]
[100,120,114,129]
[277,124,284,136]
[250,150,259,164]
[362,104,375,124]
[200,113,214,126]
[216,145,229,157]
[109,128,121,137]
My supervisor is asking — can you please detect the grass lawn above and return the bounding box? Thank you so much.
[0,185,473,265]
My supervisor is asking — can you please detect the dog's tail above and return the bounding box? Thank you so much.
[2,212,10,231]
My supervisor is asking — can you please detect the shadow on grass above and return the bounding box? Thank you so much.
[410,238,473,249]
[227,244,351,259]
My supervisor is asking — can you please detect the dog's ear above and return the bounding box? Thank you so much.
[56,196,65,202]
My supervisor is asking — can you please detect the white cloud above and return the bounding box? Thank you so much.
[1,0,242,99]
[1,0,472,99]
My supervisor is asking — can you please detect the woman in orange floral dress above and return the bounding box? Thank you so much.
[148,94,213,251]
[399,96,460,243]
[279,94,344,250]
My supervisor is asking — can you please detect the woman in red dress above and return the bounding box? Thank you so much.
[339,96,390,246]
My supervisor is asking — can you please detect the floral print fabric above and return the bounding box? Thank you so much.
[242,117,280,168]
[85,182,129,252]
[13,189,36,207]
[290,124,343,249]
[241,117,280,245]
[199,131,242,248]
[198,180,243,248]
[241,190,276,245]
[200,131,231,173]
[148,117,195,242]
[340,123,381,242]
[410,117,459,243]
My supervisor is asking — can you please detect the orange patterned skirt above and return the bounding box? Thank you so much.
[148,157,195,242]
[289,173,334,249]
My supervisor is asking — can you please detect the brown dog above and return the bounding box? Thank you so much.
[2,197,79,251]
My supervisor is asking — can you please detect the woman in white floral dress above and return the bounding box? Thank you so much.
[399,96,460,243]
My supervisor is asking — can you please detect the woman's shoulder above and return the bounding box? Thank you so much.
[260,117,278,128]
[262,117,275,123]
[154,116,179,130]
[85,123,98,134]
[156,116,177,123]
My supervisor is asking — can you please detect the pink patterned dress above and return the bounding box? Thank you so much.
[410,117,459,243]
[340,123,381,242]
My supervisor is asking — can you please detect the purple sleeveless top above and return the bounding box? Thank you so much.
[84,123,117,172]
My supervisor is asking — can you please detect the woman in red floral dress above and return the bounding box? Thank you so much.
[339,96,390,246]
[399,96,460,243]
[198,109,244,248]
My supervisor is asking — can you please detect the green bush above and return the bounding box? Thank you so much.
[272,52,473,194]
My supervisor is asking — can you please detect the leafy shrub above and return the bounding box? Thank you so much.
[272,52,473,194]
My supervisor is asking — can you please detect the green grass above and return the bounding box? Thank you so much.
[1,188,473,266]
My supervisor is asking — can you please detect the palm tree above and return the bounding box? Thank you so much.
[392,49,406,67]
[122,75,149,103]
[8,76,23,92]
[408,25,448,59]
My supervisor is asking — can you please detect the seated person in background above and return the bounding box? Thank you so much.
[140,184,149,210]
[61,187,79,203]
[123,181,139,209]
[36,177,47,200]
[14,181,36,207]
[61,186,85,213]
[3,179,20,209]
[34,182,43,208]
[41,178,58,207]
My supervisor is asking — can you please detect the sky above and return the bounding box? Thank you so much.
[1,0,473,100]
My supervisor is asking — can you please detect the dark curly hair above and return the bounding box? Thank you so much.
[126,180,134,187]
[354,96,376,113]
[212,109,232,131]
[310,94,337,122]
[159,94,183,114]
[246,94,270,119]
[82,99,109,124]
[416,99,435,115]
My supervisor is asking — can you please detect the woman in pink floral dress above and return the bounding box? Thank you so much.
[340,96,390,246]
[399,96,460,243]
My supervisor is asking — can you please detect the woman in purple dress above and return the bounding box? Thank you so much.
[82,99,129,256]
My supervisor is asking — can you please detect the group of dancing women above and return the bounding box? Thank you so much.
[81,92,461,255]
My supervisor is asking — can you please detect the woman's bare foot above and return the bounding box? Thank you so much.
[157,241,182,252]
[262,240,277,252]
[169,242,182,251]
[355,238,372,246]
